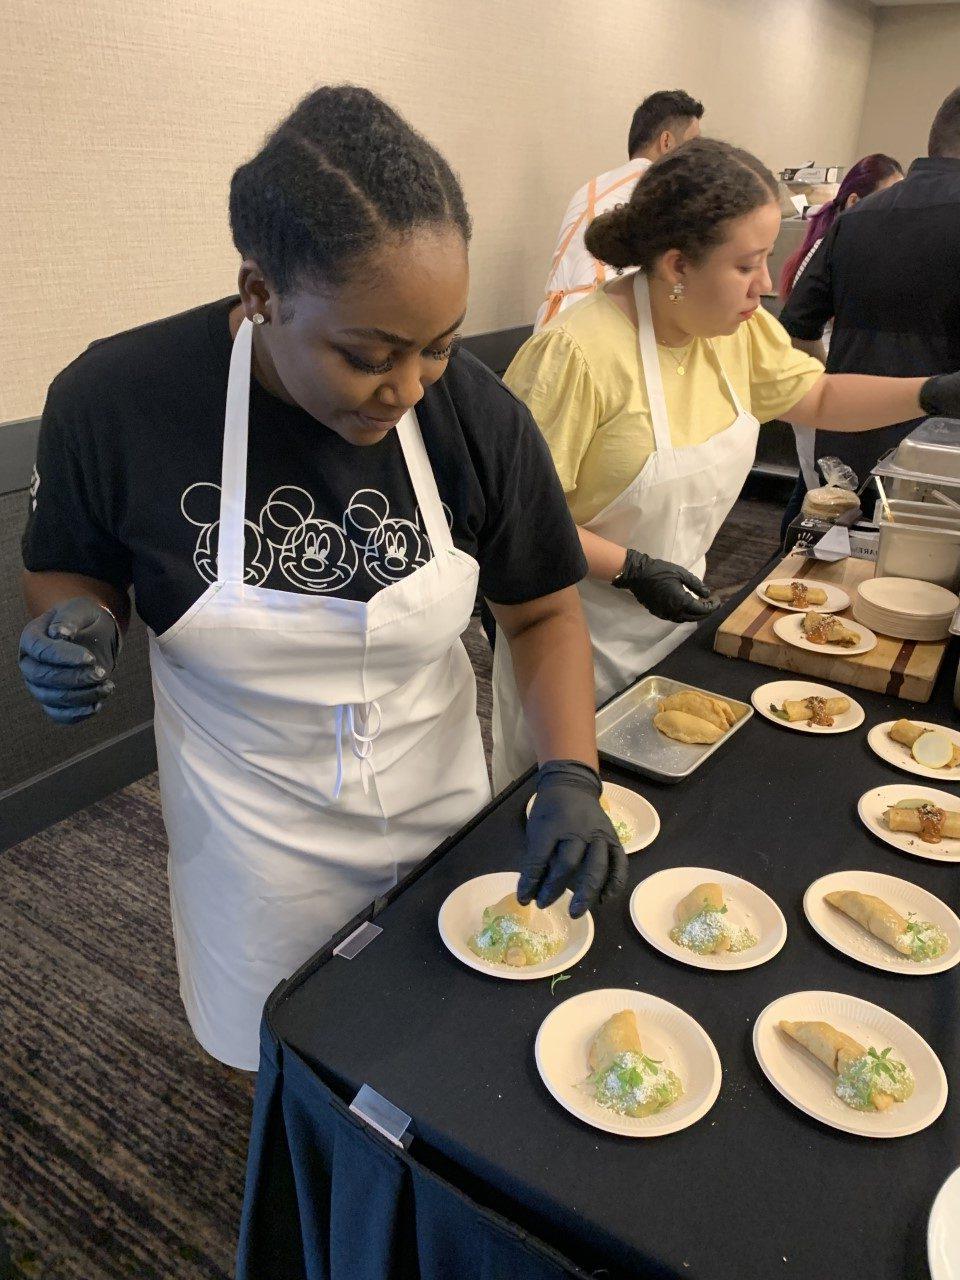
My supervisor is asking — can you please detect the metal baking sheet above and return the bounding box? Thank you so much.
[596,675,753,784]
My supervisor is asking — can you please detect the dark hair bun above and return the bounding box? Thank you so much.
[584,203,644,270]
[585,137,778,272]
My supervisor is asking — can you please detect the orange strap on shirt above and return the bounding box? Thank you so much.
[543,169,640,318]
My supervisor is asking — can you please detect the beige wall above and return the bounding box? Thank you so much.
[857,4,960,167]
[3,0,877,422]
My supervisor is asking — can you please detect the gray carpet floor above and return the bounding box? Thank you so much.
[0,497,782,1280]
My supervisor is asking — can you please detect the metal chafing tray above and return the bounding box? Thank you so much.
[595,675,753,783]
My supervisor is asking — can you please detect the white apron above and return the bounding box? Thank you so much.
[150,318,490,1069]
[492,272,759,790]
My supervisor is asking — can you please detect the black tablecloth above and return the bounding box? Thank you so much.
[237,588,960,1280]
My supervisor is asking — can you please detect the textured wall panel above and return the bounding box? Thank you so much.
[2,0,877,420]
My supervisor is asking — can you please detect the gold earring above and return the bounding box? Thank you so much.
[252,312,265,325]
[669,282,685,304]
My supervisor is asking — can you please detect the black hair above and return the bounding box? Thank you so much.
[585,137,778,272]
[229,85,471,294]
[628,90,704,158]
[929,86,960,159]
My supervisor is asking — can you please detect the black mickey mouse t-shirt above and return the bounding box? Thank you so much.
[22,298,587,636]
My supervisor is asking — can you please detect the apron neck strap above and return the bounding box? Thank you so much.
[633,272,672,454]
[396,410,453,555]
[218,315,253,583]
[217,322,452,584]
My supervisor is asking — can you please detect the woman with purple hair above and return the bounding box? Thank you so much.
[781,154,904,305]
[780,154,903,533]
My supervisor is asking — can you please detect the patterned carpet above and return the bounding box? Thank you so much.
[0,497,782,1279]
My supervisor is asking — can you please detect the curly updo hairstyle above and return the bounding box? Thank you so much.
[585,138,778,273]
[229,85,471,295]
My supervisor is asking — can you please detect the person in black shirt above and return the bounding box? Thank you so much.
[779,85,960,524]
[18,87,626,1070]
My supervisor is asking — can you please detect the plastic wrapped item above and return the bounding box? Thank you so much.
[801,457,861,521]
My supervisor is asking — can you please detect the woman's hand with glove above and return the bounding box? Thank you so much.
[19,597,120,724]
[519,760,627,918]
[612,549,717,623]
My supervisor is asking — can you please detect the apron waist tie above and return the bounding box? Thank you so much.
[333,701,383,798]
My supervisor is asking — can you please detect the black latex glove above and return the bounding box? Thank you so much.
[19,597,120,724]
[520,760,627,918]
[613,548,717,623]
[919,372,960,420]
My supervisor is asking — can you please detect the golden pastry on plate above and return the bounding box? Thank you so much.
[774,695,850,727]
[764,580,827,608]
[669,882,756,955]
[825,889,949,962]
[888,719,960,770]
[587,1011,683,1118]
[467,892,565,967]
[802,611,860,647]
[884,799,960,844]
[778,1020,914,1112]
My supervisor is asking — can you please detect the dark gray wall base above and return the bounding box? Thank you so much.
[0,721,157,851]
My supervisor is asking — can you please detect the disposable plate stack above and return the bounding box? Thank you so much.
[853,578,959,643]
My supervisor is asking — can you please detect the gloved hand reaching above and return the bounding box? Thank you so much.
[19,597,120,724]
[612,548,717,623]
[520,760,627,918]
[919,372,960,420]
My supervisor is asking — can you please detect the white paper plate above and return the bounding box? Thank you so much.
[929,1165,960,1280]
[757,577,850,613]
[858,783,960,863]
[868,720,960,782]
[852,599,952,642]
[438,872,593,980]
[753,990,948,1137]
[535,988,721,1137]
[773,612,877,656]
[859,576,958,619]
[750,679,865,734]
[526,781,659,855]
[629,867,787,971]
[803,870,960,975]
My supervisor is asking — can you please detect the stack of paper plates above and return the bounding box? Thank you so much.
[853,577,958,642]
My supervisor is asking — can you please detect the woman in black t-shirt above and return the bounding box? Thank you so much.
[19,86,625,1070]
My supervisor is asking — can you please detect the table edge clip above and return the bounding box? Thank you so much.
[349,1084,412,1149]
[333,920,383,959]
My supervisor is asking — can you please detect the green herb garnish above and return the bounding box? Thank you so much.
[770,703,789,720]
[550,973,571,994]
[866,1046,904,1081]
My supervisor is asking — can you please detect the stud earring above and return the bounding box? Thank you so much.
[252,312,265,325]
[669,282,685,304]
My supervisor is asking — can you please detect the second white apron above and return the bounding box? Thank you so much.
[492,272,759,790]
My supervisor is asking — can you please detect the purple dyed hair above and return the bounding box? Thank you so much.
[779,153,903,300]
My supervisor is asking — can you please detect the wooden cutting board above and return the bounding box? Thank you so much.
[714,553,952,702]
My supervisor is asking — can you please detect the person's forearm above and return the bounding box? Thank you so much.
[22,570,131,632]
[494,593,598,769]
[579,526,627,582]
[789,374,925,433]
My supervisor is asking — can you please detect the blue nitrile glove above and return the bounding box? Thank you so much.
[919,371,960,419]
[521,760,627,918]
[19,597,120,724]
[613,548,717,623]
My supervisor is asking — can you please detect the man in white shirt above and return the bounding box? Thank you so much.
[535,90,704,330]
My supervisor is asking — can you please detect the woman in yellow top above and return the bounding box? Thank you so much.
[491,138,960,788]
